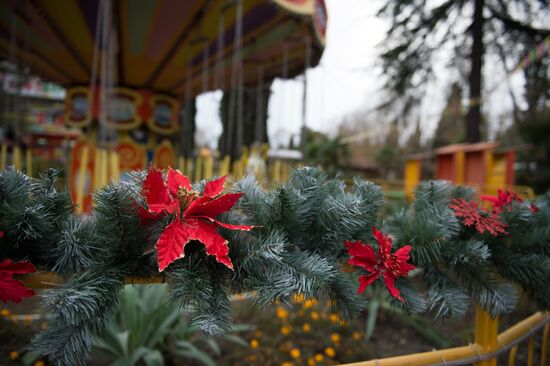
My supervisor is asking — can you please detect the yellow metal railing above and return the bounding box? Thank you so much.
[339,308,549,366]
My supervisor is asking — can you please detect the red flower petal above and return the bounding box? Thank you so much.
[0,259,36,303]
[143,168,173,213]
[167,168,191,197]
[156,219,191,272]
[357,271,380,294]
[184,192,244,219]
[372,227,392,256]
[0,273,35,303]
[393,245,412,262]
[203,175,227,198]
[383,271,402,300]
[185,219,234,270]
[345,240,377,272]
[0,259,36,274]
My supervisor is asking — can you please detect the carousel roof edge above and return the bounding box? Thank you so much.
[271,0,315,16]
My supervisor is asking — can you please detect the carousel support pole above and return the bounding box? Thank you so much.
[109,150,120,182]
[25,147,32,177]
[99,149,109,186]
[0,143,7,170]
[13,145,22,170]
[93,147,102,189]
[76,145,89,214]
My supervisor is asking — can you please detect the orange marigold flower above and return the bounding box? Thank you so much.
[302,323,311,332]
[281,325,292,336]
[311,311,319,320]
[352,331,362,340]
[307,358,316,366]
[331,333,341,344]
[325,347,336,358]
[9,351,18,360]
[314,353,325,362]
[277,307,289,320]
[290,348,301,359]
[250,339,260,349]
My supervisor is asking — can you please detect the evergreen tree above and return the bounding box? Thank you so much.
[378,0,550,142]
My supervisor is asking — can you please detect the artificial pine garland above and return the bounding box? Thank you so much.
[0,167,549,366]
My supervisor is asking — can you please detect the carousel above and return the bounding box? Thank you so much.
[0,0,327,210]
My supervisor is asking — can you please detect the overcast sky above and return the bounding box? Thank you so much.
[195,0,524,149]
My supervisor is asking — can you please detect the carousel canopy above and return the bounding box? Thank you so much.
[0,0,327,98]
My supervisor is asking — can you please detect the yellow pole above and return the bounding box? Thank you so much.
[13,145,22,170]
[232,158,243,179]
[93,148,102,189]
[109,150,120,182]
[219,155,231,177]
[0,143,7,170]
[25,148,33,177]
[527,337,534,366]
[204,155,213,180]
[194,157,203,181]
[474,305,499,366]
[507,346,517,366]
[75,145,89,214]
[273,159,281,182]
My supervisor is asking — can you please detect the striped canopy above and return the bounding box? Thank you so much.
[0,0,326,98]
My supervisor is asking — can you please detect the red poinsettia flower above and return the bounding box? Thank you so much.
[449,198,507,236]
[140,167,253,272]
[480,189,523,213]
[345,227,415,301]
[0,259,36,303]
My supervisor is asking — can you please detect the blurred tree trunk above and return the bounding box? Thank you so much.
[466,0,484,143]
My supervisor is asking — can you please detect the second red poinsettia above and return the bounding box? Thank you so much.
[481,189,539,214]
[345,227,415,301]
[140,167,253,272]
[0,259,36,303]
